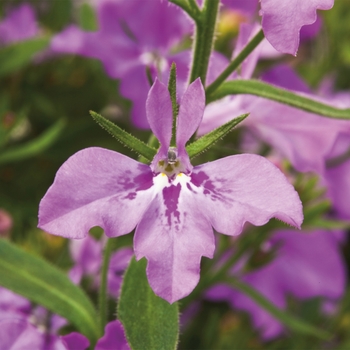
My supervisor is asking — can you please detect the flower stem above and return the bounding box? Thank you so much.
[98,238,114,335]
[188,0,220,85]
[168,0,199,19]
[206,29,265,97]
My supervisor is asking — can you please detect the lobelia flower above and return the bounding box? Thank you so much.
[0,319,129,350]
[50,0,192,128]
[206,229,346,339]
[38,78,303,303]
[0,3,38,45]
[222,0,333,55]
[69,234,133,298]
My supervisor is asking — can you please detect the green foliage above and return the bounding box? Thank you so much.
[0,240,99,342]
[118,258,179,350]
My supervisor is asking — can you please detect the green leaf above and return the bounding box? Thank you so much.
[118,258,179,350]
[228,278,332,340]
[186,113,248,159]
[0,37,50,77]
[0,119,66,165]
[0,240,99,342]
[90,111,157,161]
[79,3,98,31]
[207,80,350,120]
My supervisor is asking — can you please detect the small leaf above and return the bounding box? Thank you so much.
[78,3,98,31]
[0,119,66,165]
[0,240,99,342]
[118,258,179,350]
[90,111,157,161]
[208,80,350,120]
[228,278,332,340]
[186,113,248,159]
[0,37,50,77]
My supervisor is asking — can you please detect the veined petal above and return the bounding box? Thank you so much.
[146,79,173,149]
[176,78,205,150]
[134,174,215,303]
[260,0,334,55]
[38,148,156,239]
[191,154,303,235]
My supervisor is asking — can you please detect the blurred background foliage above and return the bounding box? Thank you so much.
[0,0,350,348]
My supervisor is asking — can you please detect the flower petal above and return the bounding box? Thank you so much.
[176,78,206,151]
[96,320,130,350]
[260,0,334,55]
[146,79,173,149]
[191,154,303,234]
[134,175,215,303]
[38,148,155,238]
[61,332,90,350]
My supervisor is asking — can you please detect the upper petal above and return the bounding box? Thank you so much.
[146,79,173,149]
[38,147,155,238]
[176,78,206,150]
[260,0,334,55]
[134,175,215,303]
[191,154,303,235]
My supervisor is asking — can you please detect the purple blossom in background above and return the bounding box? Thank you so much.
[38,78,302,303]
[0,319,129,350]
[0,3,38,45]
[51,0,191,128]
[69,234,132,297]
[0,208,13,236]
[223,0,332,55]
[206,229,346,339]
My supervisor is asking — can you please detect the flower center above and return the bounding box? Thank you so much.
[156,147,186,179]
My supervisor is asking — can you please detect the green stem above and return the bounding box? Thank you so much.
[206,29,264,97]
[168,0,198,19]
[227,278,332,340]
[168,63,178,147]
[188,0,220,85]
[98,238,114,334]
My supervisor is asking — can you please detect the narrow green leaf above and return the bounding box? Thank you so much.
[118,258,179,350]
[207,80,350,120]
[78,3,97,31]
[168,62,178,147]
[90,111,157,161]
[0,240,99,342]
[186,113,248,159]
[228,278,332,340]
[0,37,50,77]
[0,119,66,165]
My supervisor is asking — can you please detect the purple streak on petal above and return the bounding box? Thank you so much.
[0,4,38,45]
[108,247,133,298]
[0,319,45,349]
[192,154,303,235]
[260,0,334,55]
[96,320,130,350]
[61,332,90,350]
[147,78,173,149]
[176,78,205,165]
[38,148,155,239]
[134,181,215,303]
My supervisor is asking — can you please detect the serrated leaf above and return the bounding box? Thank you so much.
[90,111,157,161]
[0,240,99,342]
[0,119,66,165]
[208,80,350,120]
[186,113,248,159]
[118,258,179,350]
[0,37,50,77]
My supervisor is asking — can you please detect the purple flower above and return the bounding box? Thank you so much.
[69,235,132,297]
[222,0,332,55]
[50,0,191,128]
[38,78,302,303]
[0,209,13,236]
[0,3,38,45]
[206,229,346,339]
